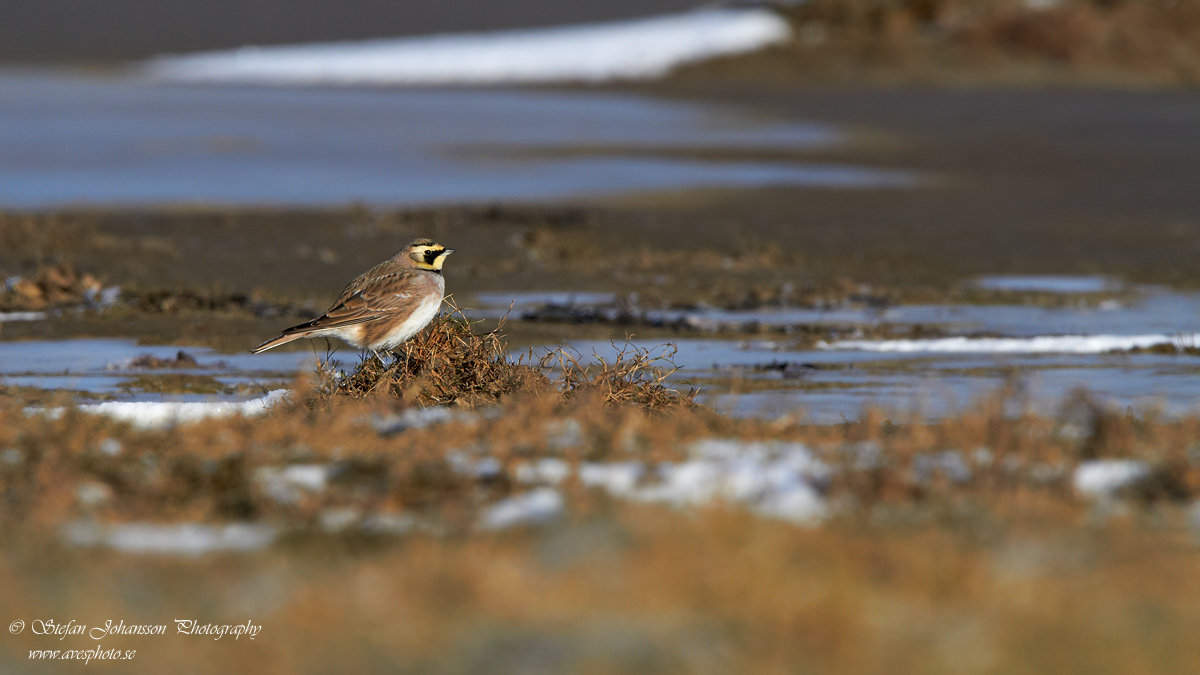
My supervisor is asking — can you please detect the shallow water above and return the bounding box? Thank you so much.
[554,338,1200,422]
[484,278,1200,421]
[474,282,1200,338]
[6,278,1200,422]
[0,71,913,208]
[0,338,312,398]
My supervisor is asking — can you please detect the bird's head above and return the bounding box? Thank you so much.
[402,238,455,272]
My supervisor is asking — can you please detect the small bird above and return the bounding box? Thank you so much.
[251,238,454,355]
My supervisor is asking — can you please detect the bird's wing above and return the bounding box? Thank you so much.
[281,271,425,335]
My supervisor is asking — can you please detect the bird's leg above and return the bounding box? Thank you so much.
[385,349,402,369]
[372,349,399,371]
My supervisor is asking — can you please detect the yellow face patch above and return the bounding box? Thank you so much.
[430,250,452,271]
[409,245,454,271]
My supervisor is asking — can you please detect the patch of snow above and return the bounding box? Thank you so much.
[756,486,828,524]
[76,482,113,507]
[1072,459,1152,498]
[144,9,791,86]
[579,462,646,497]
[31,389,290,430]
[319,507,361,533]
[514,458,572,485]
[971,275,1117,294]
[821,334,1198,354]
[637,440,831,523]
[635,461,726,504]
[573,440,831,525]
[0,311,47,322]
[478,488,565,530]
[255,464,333,504]
[972,447,994,467]
[98,438,123,457]
[446,450,503,479]
[63,522,276,555]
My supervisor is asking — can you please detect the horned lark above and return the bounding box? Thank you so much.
[251,238,454,354]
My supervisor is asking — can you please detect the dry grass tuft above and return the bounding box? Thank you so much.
[542,342,696,412]
[0,262,102,311]
[315,304,694,412]
[322,307,550,408]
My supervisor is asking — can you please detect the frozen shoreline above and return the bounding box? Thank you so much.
[28,389,291,430]
[821,333,1199,354]
[143,8,790,86]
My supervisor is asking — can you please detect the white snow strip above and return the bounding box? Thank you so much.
[639,440,832,523]
[504,441,832,524]
[30,389,290,430]
[570,440,832,524]
[1072,459,1152,498]
[514,458,572,485]
[447,451,503,479]
[0,311,47,322]
[63,522,276,555]
[255,464,333,505]
[970,275,1118,294]
[579,461,646,497]
[144,8,791,86]
[478,488,565,530]
[821,334,1200,354]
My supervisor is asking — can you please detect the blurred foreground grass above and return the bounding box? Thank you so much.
[3,504,1199,674]
[3,343,1200,671]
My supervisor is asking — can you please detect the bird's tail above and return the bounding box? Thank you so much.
[250,332,306,354]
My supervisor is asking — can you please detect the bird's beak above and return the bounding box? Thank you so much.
[442,248,456,256]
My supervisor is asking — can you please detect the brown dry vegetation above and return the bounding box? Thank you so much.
[681,0,1200,86]
[0,262,102,312]
[1,377,1198,539]
[314,308,696,412]
[319,312,550,407]
[3,385,1200,672]
[3,511,1200,674]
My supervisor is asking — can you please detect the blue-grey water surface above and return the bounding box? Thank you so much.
[0,70,913,208]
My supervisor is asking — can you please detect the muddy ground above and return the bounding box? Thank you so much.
[2,86,1198,351]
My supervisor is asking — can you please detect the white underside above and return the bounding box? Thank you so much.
[370,293,443,350]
